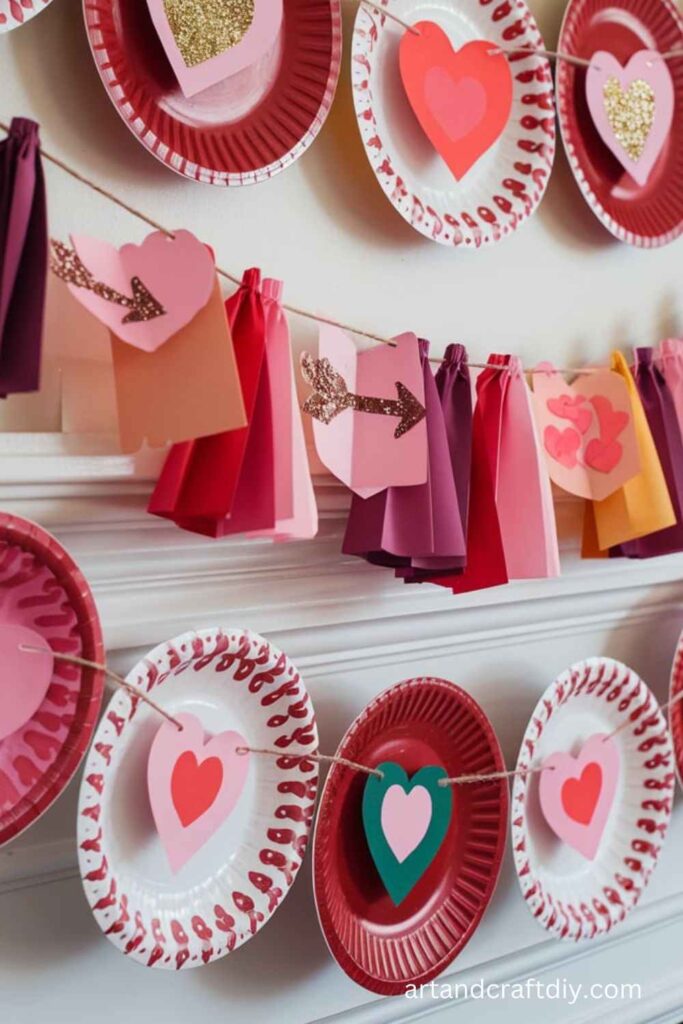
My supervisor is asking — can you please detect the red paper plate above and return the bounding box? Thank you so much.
[0,514,104,846]
[83,0,342,186]
[313,677,508,995]
[557,0,683,246]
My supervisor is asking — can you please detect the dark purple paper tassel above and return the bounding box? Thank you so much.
[617,348,683,558]
[0,118,47,396]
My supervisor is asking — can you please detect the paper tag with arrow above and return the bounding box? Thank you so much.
[301,352,426,439]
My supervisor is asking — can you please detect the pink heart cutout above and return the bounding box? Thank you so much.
[147,712,249,873]
[544,425,581,469]
[585,50,674,187]
[424,69,487,142]
[0,625,53,741]
[68,230,215,353]
[546,394,592,435]
[381,784,432,863]
[539,734,620,860]
[146,0,283,99]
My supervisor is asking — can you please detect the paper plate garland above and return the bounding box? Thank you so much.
[313,677,508,995]
[78,627,318,969]
[84,0,342,186]
[512,658,673,940]
[557,0,683,247]
[352,0,555,247]
[0,513,104,847]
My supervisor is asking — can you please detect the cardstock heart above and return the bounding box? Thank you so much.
[0,625,53,742]
[539,734,620,859]
[362,761,452,905]
[63,230,216,353]
[399,25,513,181]
[147,0,284,99]
[532,364,639,501]
[147,712,249,873]
[585,50,675,187]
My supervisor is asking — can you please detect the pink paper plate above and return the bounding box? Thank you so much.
[313,677,508,995]
[557,0,683,246]
[78,627,318,969]
[512,658,673,941]
[83,0,342,186]
[0,513,104,847]
[352,0,555,247]
[0,0,53,33]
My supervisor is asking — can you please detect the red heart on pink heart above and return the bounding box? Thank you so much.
[399,26,513,181]
[584,436,623,474]
[561,762,602,825]
[544,425,581,468]
[171,751,224,827]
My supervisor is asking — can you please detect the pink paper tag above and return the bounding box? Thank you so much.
[147,712,250,874]
[63,230,216,353]
[310,327,428,497]
[539,734,620,860]
[585,50,674,187]
[0,625,53,742]
[532,363,640,500]
[147,0,284,99]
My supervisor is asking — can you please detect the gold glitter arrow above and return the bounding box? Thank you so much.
[301,353,426,439]
[50,239,166,324]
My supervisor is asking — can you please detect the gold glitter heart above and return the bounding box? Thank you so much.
[603,77,655,162]
[163,0,255,69]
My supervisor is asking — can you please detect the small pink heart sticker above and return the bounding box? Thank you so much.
[539,733,620,859]
[585,50,675,187]
[0,625,53,742]
[380,784,433,863]
[147,712,250,873]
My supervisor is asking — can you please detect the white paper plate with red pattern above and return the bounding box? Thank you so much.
[511,657,673,941]
[352,0,555,247]
[78,627,318,969]
[0,0,53,33]
[667,630,683,788]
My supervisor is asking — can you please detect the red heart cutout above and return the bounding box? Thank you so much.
[544,424,581,468]
[584,436,623,474]
[399,25,513,181]
[171,751,224,828]
[546,394,592,435]
[561,762,602,826]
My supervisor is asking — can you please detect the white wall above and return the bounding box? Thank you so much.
[1,1,683,1023]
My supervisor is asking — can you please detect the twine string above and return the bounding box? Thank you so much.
[0,119,612,378]
[20,645,185,731]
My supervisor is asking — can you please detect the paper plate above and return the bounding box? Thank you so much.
[668,631,683,787]
[512,657,673,941]
[352,0,555,247]
[0,0,53,33]
[78,627,318,969]
[0,513,104,847]
[557,0,683,247]
[313,677,508,995]
[83,0,342,186]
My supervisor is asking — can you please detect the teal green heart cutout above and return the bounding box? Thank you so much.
[362,761,452,906]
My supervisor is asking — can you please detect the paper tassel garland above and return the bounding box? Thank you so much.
[0,118,47,396]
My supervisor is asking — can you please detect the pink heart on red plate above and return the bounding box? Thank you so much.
[66,230,216,353]
[539,733,620,859]
[0,624,53,741]
[147,712,250,873]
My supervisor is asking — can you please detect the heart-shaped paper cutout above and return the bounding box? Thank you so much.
[399,25,513,181]
[0,625,53,742]
[61,230,216,353]
[147,0,284,99]
[532,363,639,501]
[585,50,675,187]
[148,712,249,873]
[362,761,452,905]
[539,734,620,859]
